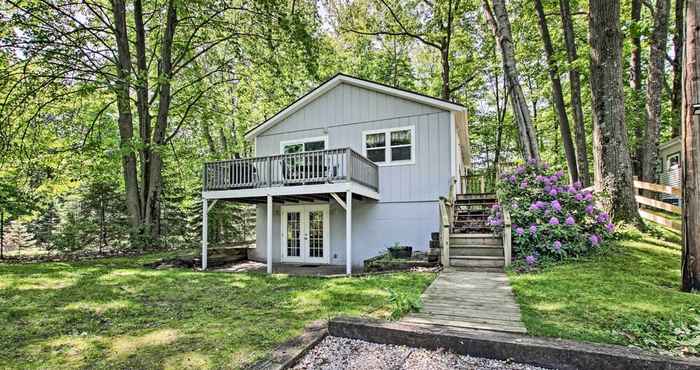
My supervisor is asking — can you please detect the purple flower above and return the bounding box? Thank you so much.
[555,170,565,178]
[509,175,517,182]
[553,240,562,251]
[585,204,595,214]
[525,255,537,265]
[584,192,593,201]
[515,165,525,174]
[520,180,529,189]
[529,203,540,212]
[606,222,615,233]
[489,218,503,227]
[549,188,558,197]
[573,181,582,190]
[529,224,538,235]
[543,181,552,189]
[549,217,560,225]
[515,227,525,236]
[575,193,585,201]
[535,201,546,209]
[589,234,600,247]
[528,158,538,165]
[568,185,577,193]
[551,200,562,212]
[492,204,501,211]
[596,212,609,224]
[536,175,545,183]
[565,215,576,225]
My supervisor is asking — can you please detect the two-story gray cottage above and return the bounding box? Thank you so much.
[201,74,472,274]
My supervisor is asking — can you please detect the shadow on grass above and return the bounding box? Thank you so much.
[508,235,698,352]
[0,258,435,369]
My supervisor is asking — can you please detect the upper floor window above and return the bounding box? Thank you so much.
[363,126,415,166]
[280,136,327,154]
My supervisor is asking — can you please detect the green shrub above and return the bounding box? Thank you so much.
[488,161,613,269]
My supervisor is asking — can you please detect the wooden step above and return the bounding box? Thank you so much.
[450,256,504,268]
[450,236,502,246]
[456,193,496,200]
[450,246,504,257]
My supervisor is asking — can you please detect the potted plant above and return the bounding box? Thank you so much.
[387,242,412,259]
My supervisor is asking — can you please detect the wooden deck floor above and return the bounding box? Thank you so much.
[403,270,527,334]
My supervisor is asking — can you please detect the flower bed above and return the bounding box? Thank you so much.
[488,161,614,269]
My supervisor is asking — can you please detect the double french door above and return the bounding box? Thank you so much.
[281,204,330,264]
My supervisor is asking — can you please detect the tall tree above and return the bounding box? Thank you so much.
[641,0,672,187]
[631,0,645,176]
[483,0,540,162]
[559,0,591,186]
[588,0,642,225]
[672,0,685,137]
[534,0,579,183]
[681,0,700,292]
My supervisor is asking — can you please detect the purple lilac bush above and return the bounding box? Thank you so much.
[487,161,613,267]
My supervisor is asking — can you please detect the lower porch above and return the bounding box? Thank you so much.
[202,182,379,275]
[211,260,347,276]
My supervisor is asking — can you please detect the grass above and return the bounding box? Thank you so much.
[508,227,700,355]
[0,254,435,369]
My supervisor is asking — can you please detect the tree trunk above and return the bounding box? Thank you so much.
[494,74,508,168]
[588,0,643,225]
[144,0,177,243]
[681,0,700,292]
[672,0,685,138]
[534,0,579,184]
[631,0,645,176]
[1,209,4,259]
[559,0,591,186]
[641,0,671,187]
[111,0,143,235]
[483,0,540,162]
[441,47,451,100]
[134,0,152,219]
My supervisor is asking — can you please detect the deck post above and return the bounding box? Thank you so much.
[346,190,352,275]
[202,197,208,270]
[267,194,273,274]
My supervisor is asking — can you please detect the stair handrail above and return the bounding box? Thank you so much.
[439,177,457,267]
[495,162,513,267]
[502,209,512,267]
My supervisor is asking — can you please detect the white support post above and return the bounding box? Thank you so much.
[202,198,208,270]
[267,195,273,274]
[346,190,352,275]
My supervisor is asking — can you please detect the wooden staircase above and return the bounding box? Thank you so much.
[443,193,507,272]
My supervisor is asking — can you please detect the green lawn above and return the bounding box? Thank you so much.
[508,228,700,355]
[0,255,435,369]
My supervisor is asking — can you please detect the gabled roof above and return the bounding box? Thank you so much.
[244,73,466,140]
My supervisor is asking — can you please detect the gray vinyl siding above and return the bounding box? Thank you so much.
[249,199,438,270]
[250,81,453,269]
[255,83,453,202]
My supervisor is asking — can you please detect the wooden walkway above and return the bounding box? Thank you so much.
[403,270,527,334]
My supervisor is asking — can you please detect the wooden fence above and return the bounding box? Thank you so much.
[634,179,682,231]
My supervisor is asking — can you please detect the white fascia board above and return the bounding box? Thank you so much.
[202,182,380,201]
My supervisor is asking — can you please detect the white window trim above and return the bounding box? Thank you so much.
[279,136,328,154]
[362,126,416,166]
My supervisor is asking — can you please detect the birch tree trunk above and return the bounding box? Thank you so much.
[681,0,700,292]
[641,0,671,187]
[483,0,540,162]
[534,0,579,184]
[588,0,642,225]
[559,0,591,186]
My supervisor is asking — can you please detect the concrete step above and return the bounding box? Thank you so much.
[450,256,505,268]
[448,266,505,273]
[450,246,504,257]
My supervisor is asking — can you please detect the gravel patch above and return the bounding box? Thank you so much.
[293,336,555,370]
